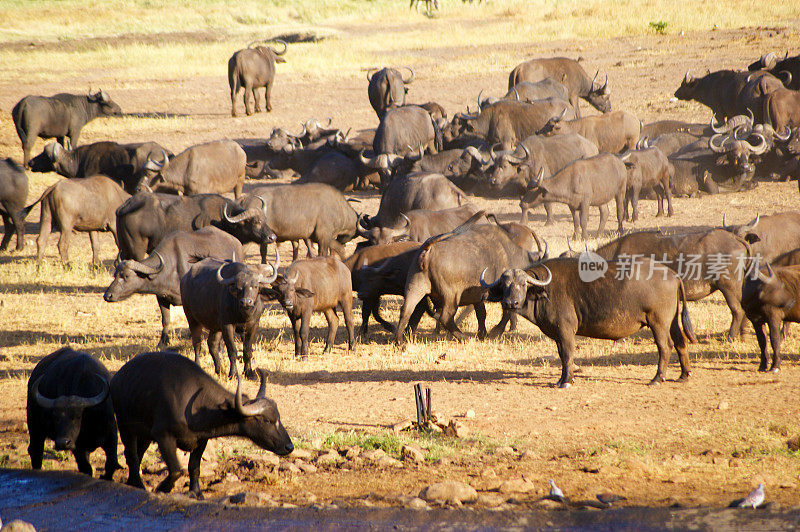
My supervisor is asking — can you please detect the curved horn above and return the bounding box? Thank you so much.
[774,125,792,141]
[272,39,288,56]
[525,265,552,287]
[513,86,520,101]
[70,374,109,409]
[765,263,776,280]
[556,107,568,122]
[366,68,378,82]
[455,109,479,120]
[600,74,609,93]
[478,89,486,107]
[518,143,531,162]
[710,114,726,134]
[296,122,308,138]
[32,376,55,409]
[216,262,236,286]
[747,213,760,229]
[479,267,500,289]
[745,132,768,155]
[683,70,694,84]
[708,133,730,153]
[465,145,491,166]
[567,238,574,252]
[620,152,632,161]
[532,166,545,186]
[778,70,792,86]
[126,251,164,275]
[402,66,415,84]
[235,372,267,417]
[259,248,280,284]
[761,51,777,69]
[399,213,411,229]
[722,212,729,229]
[255,195,267,213]
[223,202,257,224]
[532,240,549,260]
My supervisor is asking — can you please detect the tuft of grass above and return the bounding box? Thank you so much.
[319,429,475,461]
[649,20,669,34]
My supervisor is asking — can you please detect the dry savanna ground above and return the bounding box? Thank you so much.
[1,0,800,512]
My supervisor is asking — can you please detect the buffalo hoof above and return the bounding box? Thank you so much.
[556,380,572,389]
[295,355,308,362]
[676,372,691,382]
[647,378,663,386]
[769,366,781,373]
[188,491,204,500]
[244,368,258,380]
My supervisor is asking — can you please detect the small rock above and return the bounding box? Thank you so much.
[445,420,468,438]
[519,450,539,461]
[717,401,729,411]
[494,446,516,456]
[787,436,800,452]
[405,497,429,510]
[535,498,564,509]
[316,450,342,467]
[224,473,240,483]
[362,449,387,462]
[1,520,37,532]
[465,410,476,419]
[226,491,276,507]
[480,467,497,478]
[290,448,314,461]
[498,478,536,494]
[376,455,403,468]
[420,481,478,505]
[279,461,301,474]
[477,492,506,507]
[309,437,324,450]
[402,444,425,463]
[345,446,361,459]
[712,456,729,467]
[392,420,413,432]
[259,453,280,468]
[297,460,318,474]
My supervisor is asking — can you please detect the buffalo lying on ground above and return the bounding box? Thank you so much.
[356,204,481,246]
[0,158,28,252]
[111,352,293,497]
[267,256,355,359]
[139,140,247,198]
[12,90,122,167]
[27,347,119,479]
[507,57,611,116]
[21,175,129,264]
[228,40,287,116]
[483,257,696,387]
[181,256,279,379]
[104,227,243,348]
[367,67,415,119]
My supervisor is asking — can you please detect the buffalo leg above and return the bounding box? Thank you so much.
[329,239,347,260]
[187,439,208,499]
[230,86,239,117]
[121,431,145,489]
[56,218,72,263]
[754,321,769,371]
[304,239,316,258]
[241,324,257,380]
[260,242,269,264]
[543,202,555,226]
[265,79,273,112]
[221,325,240,379]
[340,298,355,351]
[188,319,206,367]
[488,309,514,339]
[596,203,609,238]
[648,319,672,385]
[73,448,93,476]
[322,308,338,353]
[569,207,581,241]
[101,430,121,480]
[358,296,375,336]
[36,203,52,263]
[244,84,254,115]
[629,185,641,222]
[154,434,183,494]
[767,316,783,372]
[474,302,488,339]
[438,299,466,341]
[720,288,746,342]
[615,194,625,233]
[555,331,577,388]
[253,87,262,113]
[395,277,431,344]
[669,306,692,382]
[88,231,101,265]
[300,310,312,358]
[0,211,13,251]
[156,297,172,348]
[27,427,45,470]
[289,314,303,358]
[407,299,429,333]
[291,241,300,261]
[208,331,224,375]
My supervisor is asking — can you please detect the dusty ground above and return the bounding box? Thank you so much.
[1,20,800,514]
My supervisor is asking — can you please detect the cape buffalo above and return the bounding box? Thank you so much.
[721,211,800,261]
[0,158,28,252]
[12,90,122,167]
[539,110,641,154]
[367,67,415,119]
[674,70,760,121]
[21,175,129,264]
[181,255,279,379]
[508,57,611,116]
[104,227,244,348]
[356,204,481,246]
[482,257,696,387]
[481,79,571,108]
[763,87,800,132]
[748,51,800,90]
[620,146,674,221]
[228,40,287,116]
[27,347,119,479]
[111,352,293,497]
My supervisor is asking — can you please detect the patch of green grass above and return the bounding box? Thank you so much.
[316,429,479,461]
[649,20,669,34]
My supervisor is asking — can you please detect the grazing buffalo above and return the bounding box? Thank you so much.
[111,352,293,497]
[356,204,481,246]
[28,141,172,193]
[267,256,355,359]
[363,171,468,229]
[239,183,358,261]
[27,347,119,479]
[620,146,674,220]
[12,90,122,167]
[228,40,287,116]
[115,191,275,261]
[539,110,641,154]
[519,153,627,239]
[591,229,753,341]
[181,256,279,379]
[395,216,546,343]
[367,67,415,119]
[482,257,696,387]
[748,51,800,90]
[763,87,800,132]
[742,262,800,372]
[507,57,611,116]
[442,99,575,151]
[21,175,129,264]
[486,133,598,224]
[139,140,247,198]
[104,227,243,348]
[721,211,800,261]
[0,158,28,251]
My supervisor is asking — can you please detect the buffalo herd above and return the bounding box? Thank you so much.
[4,40,800,497]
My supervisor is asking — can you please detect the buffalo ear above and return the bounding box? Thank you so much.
[715,155,728,166]
[259,287,280,300]
[192,213,213,230]
[275,56,286,64]
[745,234,761,244]
[624,161,636,169]
[526,285,549,301]
[296,288,315,298]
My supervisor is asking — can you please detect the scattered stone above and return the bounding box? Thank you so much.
[717,401,729,411]
[316,450,342,467]
[444,420,468,438]
[498,478,536,494]
[426,422,444,434]
[420,481,478,505]
[494,446,516,457]
[224,473,240,483]
[787,436,800,452]
[297,460,318,474]
[226,491,277,507]
[392,420,413,433]
[281,503,298,509]
[405,497,430,510]
[477,492,506,507]
[362,449,387,462]
[520,450,539,461]
[712,456,729,467]
[279,461,301,474]
[290,448,314,461]
[465,410,476,419]
[535,498,564,509]
[480,467,497,478]
[258,453,280,469]
[402,444,425,463]
[345,446,361,460]
[376,455,403,469]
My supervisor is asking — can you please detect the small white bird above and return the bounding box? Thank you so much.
[549,479,565,501]
[738,483,765,508]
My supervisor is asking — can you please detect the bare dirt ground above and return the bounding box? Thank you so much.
[2,21,800,516]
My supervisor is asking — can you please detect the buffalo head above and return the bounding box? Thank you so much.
[356,212,410,245]
[480,265,552,310]
[586,71,611,112]
[216,256,279,315]
[89,90,122,116]
[233,369,293,455]
[722,212,761,244]
[104,251,165,302]
[223,198,277,247]
[267,269,314,312]
[745,261,796,313]
[674,70,700,101]
[709,128,767,174]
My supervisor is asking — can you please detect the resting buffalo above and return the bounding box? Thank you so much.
[742,262,800,373]
[508,57,611,116]
[111,352,293,497]
[139,140,247,198]
[356,204,481,246]
[238,183,358,261]
[267,256,355,359]
[115,191,275,261]
[27,347,119,479]
[481,79,570,107]
[367,67,415,119]
[12,90,122,167]
[748,51,800,90]
[520,153,627,239]
[21,175,129,264]
[28,141,172,193]
[482,257,696,387]
[104,227,243,348]
[228,40,287,116]
[0,158,28,251]
[539,110,641,154]
[181,256,279,378]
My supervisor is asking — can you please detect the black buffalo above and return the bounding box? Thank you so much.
[228,40,288,116]
[367,67,415,119]
[0,158,28,252]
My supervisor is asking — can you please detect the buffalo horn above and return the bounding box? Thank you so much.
[224,202,258,224]
[273,39,288,55]
[745,132,768,155]
[479,267,499,289]
[259,248,280,284]
[774,126,792,142]
[127,251,164,275]
[366,68,378,82]
[566,238,574,252]
[532,166,545,186]
[255,195,267,212]
[765,263,776,280]
[761,51,778,69]
[683,70,694,84]
[235,372,267,417]
[399,213,411,229]
[513,86,520,101]
[746,213,760,229]
[525,265,552,287]
[34,373,109,410]
[465,146,491,166]
[778,70,792,86]
[216,262,237,286]
[402,66,415,84]
[708,133,730,153]
[722,212,729,229]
